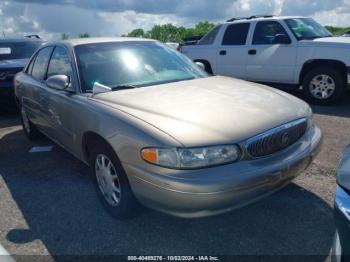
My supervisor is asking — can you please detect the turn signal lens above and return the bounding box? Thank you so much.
[141,148,158,164]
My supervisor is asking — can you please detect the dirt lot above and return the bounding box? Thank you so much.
[0,93,350,261]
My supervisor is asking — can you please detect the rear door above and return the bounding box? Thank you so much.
[182,25,222,71]
[21,46,54,131]
[213,22,250,78]
[246,20,297,83]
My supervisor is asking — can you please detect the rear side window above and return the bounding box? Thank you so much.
[253,21,289,45]
[26,55,37,74]
[222,23,250,45]
[31,47,54,80]
[197,26,221,45]
[47,47,72,79]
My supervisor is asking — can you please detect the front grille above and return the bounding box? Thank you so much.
[245,118,308,158]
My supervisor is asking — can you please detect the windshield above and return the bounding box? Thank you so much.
[285,18,332,40]
[74,41,208,92]
[0,41,43,60]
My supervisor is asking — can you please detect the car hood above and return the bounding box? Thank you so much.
[92,76,310,146]
[0,58,28,69]
[300,36,350,48]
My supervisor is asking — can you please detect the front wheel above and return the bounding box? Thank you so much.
[302,67,346,105]
[90,143,140,220]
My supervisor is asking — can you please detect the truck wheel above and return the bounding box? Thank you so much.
[89,142,140,220]
[195,60,213,75]
[302,67,346,105]
[20,106,42,140]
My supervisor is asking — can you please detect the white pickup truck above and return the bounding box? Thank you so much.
[181,15,350,105]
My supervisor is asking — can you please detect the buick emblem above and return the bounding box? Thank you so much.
[281,132,291,146]
[0,72,7,80]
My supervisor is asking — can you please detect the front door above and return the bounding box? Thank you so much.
[40,46,78,152]
[246,20,297,83]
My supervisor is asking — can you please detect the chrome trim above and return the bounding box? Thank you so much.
[242,118,308,158]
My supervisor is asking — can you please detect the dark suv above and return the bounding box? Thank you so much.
[0,36,44,108]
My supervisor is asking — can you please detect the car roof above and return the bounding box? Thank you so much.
[223,15,307,25]
[53,37,156,48]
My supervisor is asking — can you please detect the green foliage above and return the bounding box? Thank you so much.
[79,32,90,38]
[128,28,145,38]
[61,33,69,40]
[325,26,350,36]
[126,21,215,42]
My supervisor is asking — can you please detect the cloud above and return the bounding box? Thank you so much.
[10,0,236,19]
[1,0,350,40]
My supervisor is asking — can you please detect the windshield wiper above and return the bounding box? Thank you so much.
[110,84,139,91]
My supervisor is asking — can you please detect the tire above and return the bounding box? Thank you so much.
[302,67,346,105]
[89,142,140,220]
[20,105,43,140]
[195,60,213,75]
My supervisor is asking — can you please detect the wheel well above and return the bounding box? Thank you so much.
[194,59,213,74]
[82,132,112,164]
[299,59,347,84]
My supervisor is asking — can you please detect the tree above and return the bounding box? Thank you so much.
[61,33,69,40]
[147,24,182,42]
[79,32,90,38]
[124,21,216,43]
[325,25,349,36]
[192,21,215,36]
[127,28,145,38]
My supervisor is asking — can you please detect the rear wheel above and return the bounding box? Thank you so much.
[302,67,346,105]
[20,106,42,140]
[89,142,140,220]
[195,60,213,75]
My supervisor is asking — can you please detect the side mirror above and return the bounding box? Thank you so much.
[46,75,70,91]
[273,34,291,45]
[195,61,205,71]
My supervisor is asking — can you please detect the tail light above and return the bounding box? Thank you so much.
[176,45,182,52]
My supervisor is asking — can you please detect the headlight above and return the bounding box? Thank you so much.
[141,145,241,169]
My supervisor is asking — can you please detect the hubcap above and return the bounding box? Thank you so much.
[309,74,335,100]
[21,108,31,133]
[95,154,121,207]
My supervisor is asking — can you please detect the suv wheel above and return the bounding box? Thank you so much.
[302,67,346,105]
[90,142,140,220]
[20,106,42,140]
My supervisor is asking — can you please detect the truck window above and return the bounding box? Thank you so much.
[197,26,222,45]
[253,21,290,45]
[222,23,250,45]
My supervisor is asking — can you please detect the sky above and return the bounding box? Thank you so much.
[1,0,350,40]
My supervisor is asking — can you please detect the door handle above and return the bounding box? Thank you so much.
[248,49,257,55]
[219,50,227,56]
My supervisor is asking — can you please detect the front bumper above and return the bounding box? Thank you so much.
[125,125,322,218]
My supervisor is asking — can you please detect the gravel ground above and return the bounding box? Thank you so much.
[0,93,349,261]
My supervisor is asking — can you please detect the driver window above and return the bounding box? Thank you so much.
[253,21,290,45]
